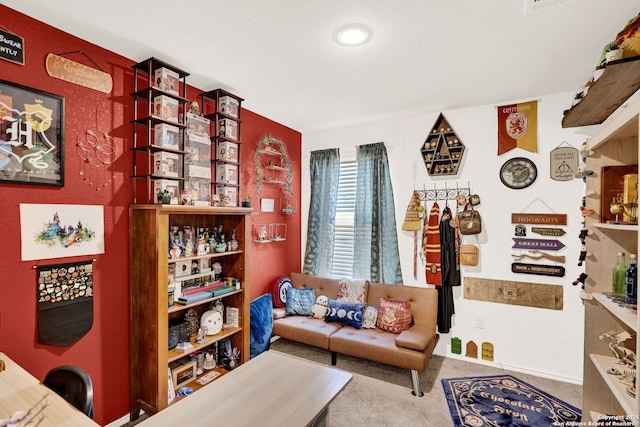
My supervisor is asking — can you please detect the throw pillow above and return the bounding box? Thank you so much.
[270,275,293,308]
[249,294,273,359]
[285,287,315,316]
[324,298,366,329]
[376,296,412,334]
[336,278,367,303]
[362,306,378,329]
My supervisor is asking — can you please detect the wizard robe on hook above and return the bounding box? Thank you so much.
[423,202,442,285]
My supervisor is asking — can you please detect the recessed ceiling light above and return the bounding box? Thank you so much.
[335,24,372,46]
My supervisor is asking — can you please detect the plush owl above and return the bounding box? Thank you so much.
[311,295,329,319]
[362,306,378,329]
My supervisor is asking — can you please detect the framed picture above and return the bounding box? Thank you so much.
[0,79,64,186]
[170,359,197,388]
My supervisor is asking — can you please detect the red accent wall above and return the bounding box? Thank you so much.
[0,6,301,425]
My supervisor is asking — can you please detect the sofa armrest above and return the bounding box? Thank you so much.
[273,307,287,320]
[395,326,434,351]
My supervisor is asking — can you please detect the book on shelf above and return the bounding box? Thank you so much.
[181,281,226,296]
[209,284,237,297]
[177,291,212,304]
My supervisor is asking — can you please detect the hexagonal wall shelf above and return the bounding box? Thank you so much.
[421,113,465,176]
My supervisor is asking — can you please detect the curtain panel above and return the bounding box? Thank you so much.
[302,149,340,276]
[353,143,403,284]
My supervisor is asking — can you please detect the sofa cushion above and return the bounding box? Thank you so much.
[336,278,367,303]
[324,299,366,329]
[249,293,273,359]
[376,296,412,334]
[285,287,315,316]
[273,316,342,350]
[271,275,293,308]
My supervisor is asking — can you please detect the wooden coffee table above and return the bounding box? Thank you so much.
[138,350,352,426]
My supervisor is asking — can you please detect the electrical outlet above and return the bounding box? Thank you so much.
[474,316,485,329]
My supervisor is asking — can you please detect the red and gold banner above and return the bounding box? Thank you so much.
[497,100,538,155]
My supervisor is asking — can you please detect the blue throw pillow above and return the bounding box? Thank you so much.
[250,293,274,359]
[285,287,315,316]
[324,298,366,329]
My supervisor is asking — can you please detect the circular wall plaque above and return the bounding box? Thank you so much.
[499,157,537,189]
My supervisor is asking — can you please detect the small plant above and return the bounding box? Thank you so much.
[156,189,172,203]
[241,194,251,207]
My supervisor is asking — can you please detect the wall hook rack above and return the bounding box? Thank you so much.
[415,181,471,202]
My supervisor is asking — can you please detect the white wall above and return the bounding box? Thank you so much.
[302,91,592,384]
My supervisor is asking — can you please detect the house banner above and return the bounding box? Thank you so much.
[497,100,538,155]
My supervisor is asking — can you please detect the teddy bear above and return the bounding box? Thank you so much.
[311,295,329,319]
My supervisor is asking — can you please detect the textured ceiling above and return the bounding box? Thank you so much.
[4,0,640,132]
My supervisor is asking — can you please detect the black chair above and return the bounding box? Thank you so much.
[43,365,94,419]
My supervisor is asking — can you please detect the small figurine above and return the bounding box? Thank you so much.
[258,225,268,241]
[188,100,201,116]
[311,295,329,319]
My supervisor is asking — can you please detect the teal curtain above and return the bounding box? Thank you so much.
[353,143,403,284]
[303,149,340,276]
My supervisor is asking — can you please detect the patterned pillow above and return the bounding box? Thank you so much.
[376,296,412,333]
[271,275,292,308]
[362,306,378,329]
[324,298,366,329]
[336,278,367,303]
[285,287,315,316]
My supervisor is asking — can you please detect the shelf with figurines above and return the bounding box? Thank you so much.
[253,223,287,243]
[281,197,296,215]
[420,112,465,176]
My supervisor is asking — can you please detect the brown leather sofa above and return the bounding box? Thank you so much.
[272,272,440,396]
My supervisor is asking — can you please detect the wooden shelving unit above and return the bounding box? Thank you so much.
[581,89,640,421]
[129,204,251,421]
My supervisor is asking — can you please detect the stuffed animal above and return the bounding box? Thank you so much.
[311,295,329,319]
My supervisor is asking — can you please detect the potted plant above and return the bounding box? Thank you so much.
[241,194,251,208]
[156,189,172,204]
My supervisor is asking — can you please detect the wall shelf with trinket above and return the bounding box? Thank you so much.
[129,204,251,421]
[131,57,190,204]
[200,89,244,207]
[421,113,466,176]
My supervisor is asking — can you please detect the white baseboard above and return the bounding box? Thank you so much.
[433,349,583,385]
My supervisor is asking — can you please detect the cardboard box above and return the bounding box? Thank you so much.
[226,306,239,328]
[218,118,238,140]
[185,164,211,180]
[601,165,638,223]
[154,95,179,123]
[624,173,638,223]
[219,95,239,118]
[217,164,238,185]
[154,123,180,150]
[183,177,211,207]
[154,151,180,178]
[216,185,237,207]
[154,179,179,204]
[169,359,197,388]
[184,112,210,138]
[216,141,238,163]
[154,67,179,95]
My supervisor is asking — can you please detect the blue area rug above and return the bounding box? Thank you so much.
[441,374,581,427]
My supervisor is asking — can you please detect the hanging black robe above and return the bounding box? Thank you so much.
[437,206,459,333]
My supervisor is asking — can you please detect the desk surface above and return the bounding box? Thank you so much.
[0,352,100,427]
[139,350,352,427]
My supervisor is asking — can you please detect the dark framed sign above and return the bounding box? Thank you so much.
[0,79,64,186]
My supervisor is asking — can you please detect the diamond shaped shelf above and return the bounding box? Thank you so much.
[421,113,465,176]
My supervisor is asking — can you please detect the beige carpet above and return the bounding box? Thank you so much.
[270,338,582,427]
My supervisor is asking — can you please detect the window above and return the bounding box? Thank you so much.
[331,148,356,278]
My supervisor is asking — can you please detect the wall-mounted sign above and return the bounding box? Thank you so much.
[511,262,565,277]
[511,213,567,225]
[531,227,566,236]
[45,53,113,93]
[0,28,24,65]
[512,238,565,251]
[550,145,578,181]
